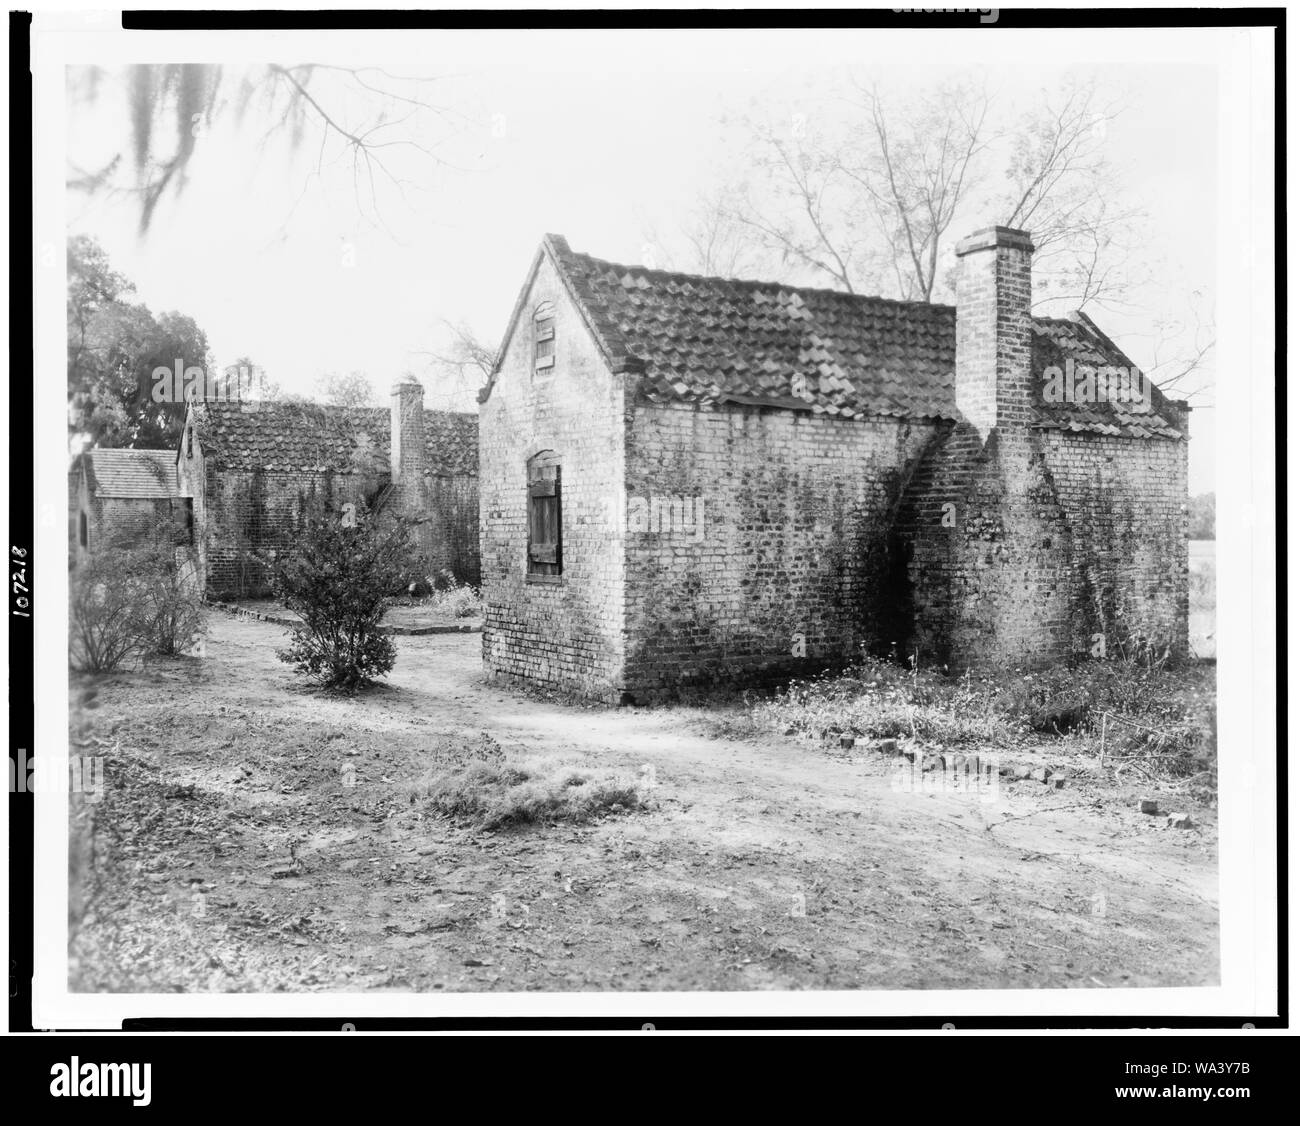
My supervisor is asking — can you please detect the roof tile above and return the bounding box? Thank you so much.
[81,449,179,499]
[525,238,1184,439]
[192,400,478,476]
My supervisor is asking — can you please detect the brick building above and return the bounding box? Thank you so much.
[178,385,478,599]
[478,227,1189,702]
[71,447,193,565]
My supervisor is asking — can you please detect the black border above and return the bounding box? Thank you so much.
[10,6,1285,1038]
[10,8,36,1036]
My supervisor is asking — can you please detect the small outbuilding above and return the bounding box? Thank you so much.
[478,227,1189,702]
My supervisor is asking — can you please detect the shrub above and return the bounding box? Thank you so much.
[70,529,204,671]
[136,546,205,656]
[70,552,153,672]
[269,505,413,690]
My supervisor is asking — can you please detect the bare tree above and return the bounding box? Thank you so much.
[642,190,764,278]
[725,112,879,293]
[720,72,1163,316]
[413,320,497,405]
[1135,290,1217,403]
[1000,75,1148,312]
[67,63,463,234]
[840,78,993,301]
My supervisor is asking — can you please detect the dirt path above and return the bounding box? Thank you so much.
[69,611,1219,993]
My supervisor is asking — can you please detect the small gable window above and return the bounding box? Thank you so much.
[78,511,88,548]
[533,301,555,371]
[186,427,193,458]
[526,451,561,581]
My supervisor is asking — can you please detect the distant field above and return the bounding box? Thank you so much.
[1188,539,1216,659]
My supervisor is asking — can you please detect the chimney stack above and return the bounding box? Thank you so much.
[954,226,1035,440]
[390,377,426,489]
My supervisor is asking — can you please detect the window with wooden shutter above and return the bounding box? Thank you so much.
[534,301,555,371]
[526,453,561,580]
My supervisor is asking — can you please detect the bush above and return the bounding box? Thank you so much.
[269,505,413,690]
[70,532,204,671]
[137,547,205,656]
[70,552,153,672]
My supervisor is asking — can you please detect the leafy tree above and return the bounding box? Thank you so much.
[67,235,211,449]
[269,504,414,690]
[317,371,377,408]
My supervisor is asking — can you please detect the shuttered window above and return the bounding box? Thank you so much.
[526,455,561,579]
[534,301,555,371]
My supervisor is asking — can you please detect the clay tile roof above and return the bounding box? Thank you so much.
[81,448,179,499]
[1030,313,1184,440]
[192,400,478,477]
[492,236,1185,439]
[538,236,957,421]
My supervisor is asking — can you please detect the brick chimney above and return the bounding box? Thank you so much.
[390,377,426,490]
[954,226,1035,440]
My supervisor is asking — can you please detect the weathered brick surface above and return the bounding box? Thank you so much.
[479,252,629,700]
[622,402,940,698]
[898,423,1187,669]
[955,226,1035,438]
[481,229,1191,699]
[72,454,191,565]
[900,227,1188,668]
[179,396,479,599]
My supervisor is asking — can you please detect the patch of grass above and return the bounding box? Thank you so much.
[413,746,643,831]
[387,582,481,619]
[735,659,1024,747]
[711,653,1215,785]
[427,584,481,619]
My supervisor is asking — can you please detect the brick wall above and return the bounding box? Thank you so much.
[418,474,481,586]
[621,402,942,699]
[1041,429,1188,660]
[197,463,384,598]
[179,410,478,599]
[75,485,173,561]
[899,423,1188,670]
[73,470,198,588]
[898,224,1189,670]
[479,252,629,700]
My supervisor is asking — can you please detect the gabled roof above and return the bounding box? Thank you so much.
[484,235,1186,440]
[79,448,179,499]
[1031,313,1183,440]
[190,400,478,477]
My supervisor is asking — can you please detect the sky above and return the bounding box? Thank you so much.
[64,29,1219,491]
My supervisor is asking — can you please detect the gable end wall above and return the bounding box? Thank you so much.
[479,252,628,700]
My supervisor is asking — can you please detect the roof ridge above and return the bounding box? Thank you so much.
[554,240,956,313]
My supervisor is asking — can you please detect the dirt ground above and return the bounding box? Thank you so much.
[68,611,1219,993]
